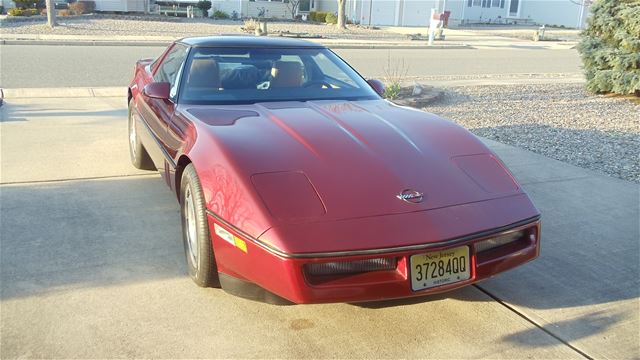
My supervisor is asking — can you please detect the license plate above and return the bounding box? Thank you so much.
[410,246,471,291]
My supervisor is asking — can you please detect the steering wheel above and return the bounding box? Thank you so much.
[303,80,332,88]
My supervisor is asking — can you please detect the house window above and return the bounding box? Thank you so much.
[500,0,505,8]
[492,0,500,6]
[468,0,472,7]
[482,0,489,7]
[473,0,481,6]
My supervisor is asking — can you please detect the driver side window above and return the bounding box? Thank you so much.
[154,44,189,98]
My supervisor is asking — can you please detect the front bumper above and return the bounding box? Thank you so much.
[206,212,541,304]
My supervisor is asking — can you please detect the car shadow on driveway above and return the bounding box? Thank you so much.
[0,175,187,300]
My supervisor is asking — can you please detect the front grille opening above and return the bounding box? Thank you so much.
[474,229,530,253]
[304,257,397,277]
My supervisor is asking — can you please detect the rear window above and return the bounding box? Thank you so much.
[178,47,379,105]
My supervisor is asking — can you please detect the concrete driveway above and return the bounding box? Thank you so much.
[1,94,638,359]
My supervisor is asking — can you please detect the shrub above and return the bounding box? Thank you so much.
[325,12,337,24]
[58,9,72,16]
[196,0,211,16]
[8,7,38,16]
[243,18,258,32]
[213,10,229,19]
[68,0,95,15]
[308,11,316,21]
[312,11,327,23]
[384,83,402,100]
[578,0,640,95]
[383,51,408,100]
[13,0,45,9]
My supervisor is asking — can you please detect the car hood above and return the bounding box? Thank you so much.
[184,99,522,232]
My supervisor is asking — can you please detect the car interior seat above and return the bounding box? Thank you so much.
[187,58,221,90]
[220,64,259,89]
[270,61,303,88]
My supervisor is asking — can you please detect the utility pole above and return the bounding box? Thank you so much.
[337,0,346,29]
[577,0,586,29]
[45,0,57,28]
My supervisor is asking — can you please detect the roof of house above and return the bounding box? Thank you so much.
[178,35,325,48]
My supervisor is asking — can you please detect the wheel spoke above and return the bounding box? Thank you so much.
[129,114,137,160]
[184,187,198,267]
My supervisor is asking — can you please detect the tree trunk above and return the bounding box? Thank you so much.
[337,0,346,29]
[45,0,57,28]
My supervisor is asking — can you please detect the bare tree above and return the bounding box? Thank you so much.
[285,0,302,20]
[337,0,346,29]
[45,0,57,28]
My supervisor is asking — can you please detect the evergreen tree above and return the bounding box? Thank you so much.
[578,0,640,95]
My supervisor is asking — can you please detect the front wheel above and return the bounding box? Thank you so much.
[180,163,220,287]
[128,101,155,170]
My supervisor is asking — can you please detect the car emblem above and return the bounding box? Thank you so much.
[397,189,424,204]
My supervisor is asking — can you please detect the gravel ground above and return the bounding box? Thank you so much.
[425,83,640,183]
[0,16,404,40]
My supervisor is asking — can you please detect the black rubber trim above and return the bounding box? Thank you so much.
[219,273,293,305]
[206,209,541,259]
[136,106,177,170]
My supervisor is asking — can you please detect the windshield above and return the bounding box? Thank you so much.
[178,47,380,104]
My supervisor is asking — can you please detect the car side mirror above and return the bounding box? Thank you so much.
[367,79,385,97]
[143,82,171,100]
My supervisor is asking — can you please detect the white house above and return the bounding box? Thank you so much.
[2,0,590,28]
[92,0,149,12]
[208,0,338,19]
[93,0,335,18]
[343,0,592,29]
[0,0,149,12]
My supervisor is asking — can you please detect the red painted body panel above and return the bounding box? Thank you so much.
[129,38,541,304]
[180,100,530,241]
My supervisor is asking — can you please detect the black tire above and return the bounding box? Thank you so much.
[128,101,155,170]
[180,163,220,287]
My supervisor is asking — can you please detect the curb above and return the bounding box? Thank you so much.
[0,39,172,47]
[0,38,473,50]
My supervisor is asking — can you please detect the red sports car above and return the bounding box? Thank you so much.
[128,36,540,304]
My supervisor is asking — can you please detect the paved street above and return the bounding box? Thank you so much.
[1,95,637,358]
[0,44,582,88]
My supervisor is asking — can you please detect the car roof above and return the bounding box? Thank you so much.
[177,35,326,49]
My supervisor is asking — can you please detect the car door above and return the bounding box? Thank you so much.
[138,43,189,174]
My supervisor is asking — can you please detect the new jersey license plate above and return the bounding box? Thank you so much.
[410,246,471,291]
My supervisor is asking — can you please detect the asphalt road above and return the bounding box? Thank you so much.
[0,95,637,358]
[0,44,582,88]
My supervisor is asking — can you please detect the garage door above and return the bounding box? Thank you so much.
[370,1,396,26]
[400,0,436,26]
